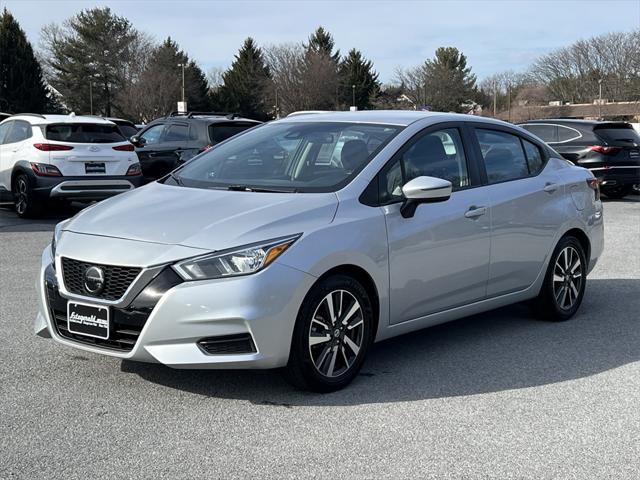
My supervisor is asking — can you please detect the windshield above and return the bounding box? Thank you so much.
[173,121,402,192]
[45,123,126,144]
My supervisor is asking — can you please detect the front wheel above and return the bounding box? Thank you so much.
[533,236,587,321]
[285,274,374,392]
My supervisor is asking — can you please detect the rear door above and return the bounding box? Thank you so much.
[44,123,132,176]
[470,125,566,296]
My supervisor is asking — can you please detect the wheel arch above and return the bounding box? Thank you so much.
[10,161,35,190]
[561,227,591,263]
[313,264,380,338]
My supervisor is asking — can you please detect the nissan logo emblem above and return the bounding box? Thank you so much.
[84,266,105,294]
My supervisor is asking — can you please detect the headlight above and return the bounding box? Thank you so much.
[51,219,70,258]
[172,234,301,281]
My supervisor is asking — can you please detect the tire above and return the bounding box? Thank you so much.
[13,173,42,218]
[601,185,632,199]
[533,235,587,321]
[285,274,375,392]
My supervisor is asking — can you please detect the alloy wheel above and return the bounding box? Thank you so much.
[552,246,583,310]
[308,289,365,378]
[15,177,28,215]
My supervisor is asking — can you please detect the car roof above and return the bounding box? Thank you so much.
[5,113,116,126]
[519,119,630,126]
[276,109,512,128]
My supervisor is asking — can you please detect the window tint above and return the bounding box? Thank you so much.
[0,121,13,144]
[557,125,581,142]
[164,124,189,142]
[476,129,529,183]
[524,124,558,143]
[140,124,165,144]
[46,123,124,143]
[117,123,138,138]
[522,139,544,175]
[208,123,255,144]
[4,120,32,143]
[594,125,640,143]
[379,128,470,203]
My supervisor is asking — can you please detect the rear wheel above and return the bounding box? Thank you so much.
[285,274,374,392]
[533,236,587,321]
[601,185,632,199]
[13,173,42,218]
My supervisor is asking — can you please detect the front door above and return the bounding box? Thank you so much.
[382,125,491,324]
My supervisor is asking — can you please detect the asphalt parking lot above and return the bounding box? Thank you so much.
[1,198,639,479]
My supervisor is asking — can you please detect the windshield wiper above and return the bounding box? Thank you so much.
[227,184,297,193]
[167,172,183,186]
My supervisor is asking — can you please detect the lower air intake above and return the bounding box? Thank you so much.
[197,334,257,355]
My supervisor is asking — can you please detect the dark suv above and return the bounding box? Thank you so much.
[519,119,640,198]
[130,112,261,181]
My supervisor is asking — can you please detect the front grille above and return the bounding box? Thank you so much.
[45,264,183,353]
[61,257,141,300]
[197,334,257,355]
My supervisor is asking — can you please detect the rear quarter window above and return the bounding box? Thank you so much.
[46,123,125,143]
[523,124,558,143]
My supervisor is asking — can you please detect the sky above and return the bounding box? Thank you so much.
[4,0,640,83]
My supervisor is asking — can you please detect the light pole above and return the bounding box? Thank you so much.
[177,63,186,104]
[352,84,356,109]
[598,79,603,119]
[89,80,93,115]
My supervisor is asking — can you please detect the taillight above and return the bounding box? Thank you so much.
[126,163,142,176]
[590,145,621,155]
[113,144,135,151]
[30,162,62,177]
[586,178,600,201]
[33,143,74,151]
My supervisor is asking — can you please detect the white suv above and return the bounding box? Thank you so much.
[0,113,143,217]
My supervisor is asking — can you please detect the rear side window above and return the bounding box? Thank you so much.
[46,123,125,143]
[208,123,255,144]
[4,120,32,143]
[557,125,581,142]
[522,139,544,175]
[475,129,529,183]
[164,124,189,142]
[524,124,558,143]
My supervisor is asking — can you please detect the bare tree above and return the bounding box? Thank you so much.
[264,43,306,114]
[206,66,225,94]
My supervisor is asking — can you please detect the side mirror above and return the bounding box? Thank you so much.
[130,135,145,146]
[400,176,452,218]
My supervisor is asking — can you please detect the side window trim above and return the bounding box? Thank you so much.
[367,121,480,206]
[467,123,550,185]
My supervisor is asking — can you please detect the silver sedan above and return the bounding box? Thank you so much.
[35,111,604,391]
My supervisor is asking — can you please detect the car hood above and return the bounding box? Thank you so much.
[65,182,339,251]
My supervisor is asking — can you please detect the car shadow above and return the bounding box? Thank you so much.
[121,278,640,406]
[0,204,83,232]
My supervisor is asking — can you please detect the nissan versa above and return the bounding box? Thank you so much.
[35,111,604,391]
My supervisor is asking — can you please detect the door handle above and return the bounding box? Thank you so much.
[543,182,559,193]
[465,206,487,219]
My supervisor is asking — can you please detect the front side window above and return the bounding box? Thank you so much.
[0,121,14,145]
[476,129,529,183]
[46,123,124,143]
[174,122,402,192]
[164,124,189,142]
[4,120,31,143]
[379,127,470,203]
[140,124,165,144]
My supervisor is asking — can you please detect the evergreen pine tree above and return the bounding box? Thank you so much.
[305,26,340,63]
[218,38,271,120]
[338,48,380,109]
[423,47,477,112]
[0,8,52,113]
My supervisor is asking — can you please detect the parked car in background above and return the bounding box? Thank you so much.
[130,111,261,182]
[37,111,604,391]
[0,113,143,217]
[105,117,139,138]
[519,119,640,199]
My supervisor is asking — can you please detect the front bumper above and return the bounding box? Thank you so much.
[35,245,316,369]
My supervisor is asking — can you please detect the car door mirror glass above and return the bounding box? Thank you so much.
[400,176,452,218]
